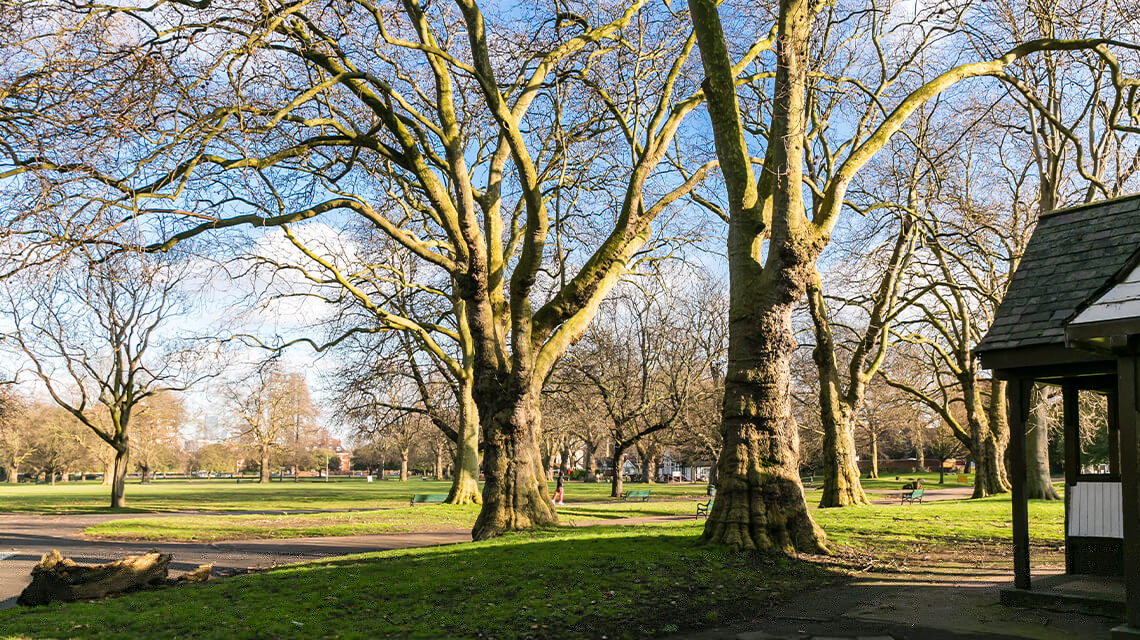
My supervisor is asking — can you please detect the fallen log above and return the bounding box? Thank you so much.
[18,549,172,606]
[175,564,211,584]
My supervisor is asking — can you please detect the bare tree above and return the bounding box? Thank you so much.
[687,0,1139,551]
[1,0,715,540]
[927,422,967,485]
[2,250,198,507]
[561,276,714,497]
[229,365,294,483]
[131,391,186,483]
[25,403,89,484]
[0,389,32,483]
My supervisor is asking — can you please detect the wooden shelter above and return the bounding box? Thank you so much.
[977,194,1140,638]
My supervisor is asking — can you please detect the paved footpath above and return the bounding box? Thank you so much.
[0,509,693,609]
[671,563,1118,640]
[0,511,472,609]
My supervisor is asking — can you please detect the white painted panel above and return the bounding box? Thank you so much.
[1072,264,1140,325]
[1068,482,1123,538]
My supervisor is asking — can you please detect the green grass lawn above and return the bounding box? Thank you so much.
[812,495,1065,551]
[0,523,834,640]
[0,478,707,514]
[805,470,976,491]
[85,502,699,542]
[0,494,1062,639]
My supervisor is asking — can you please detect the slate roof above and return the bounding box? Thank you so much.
[976,193,1140,353]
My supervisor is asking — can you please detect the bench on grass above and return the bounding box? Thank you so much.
[410,493,448,506]
[621,489,651,502]
[695,498,713,519]
[900,489,924,505]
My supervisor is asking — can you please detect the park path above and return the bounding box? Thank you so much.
[672,563,1118,640]
[0,508,691,609]
[0,492,967,611]
[0,511,472,610]
[865,485,974,505]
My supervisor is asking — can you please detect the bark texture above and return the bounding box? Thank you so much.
[110,447,129,509]
[447,386,482,504]
[471,389,557,540]
[611,450,626,497]
[691,0,827,554]
[18,550,171,606]
[971,380,1010,497]
[1025,384,1059,500]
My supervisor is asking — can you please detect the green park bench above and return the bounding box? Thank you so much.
[900,489,924,505]
[695,498,713,519]
[621,489,651,502]
[410,493,448,506]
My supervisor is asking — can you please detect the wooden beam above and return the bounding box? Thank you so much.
[1117,356,1140,627]
[1110,388,1122,476]
[981,344,1114,373]
[1063,379,1080,574]
[1009,376,1032,590]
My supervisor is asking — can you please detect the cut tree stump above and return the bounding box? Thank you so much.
[17,549,172,606]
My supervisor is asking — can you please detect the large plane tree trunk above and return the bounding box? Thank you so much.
[472,386,557,540]
[970,378,1010,498]
[1026,384,1059,500]
[584,440,598,482]
[259,449,270,484]
[809,278,870,508]
[690,0,826,554]
[447,383,482,504]
[818,407,870,507]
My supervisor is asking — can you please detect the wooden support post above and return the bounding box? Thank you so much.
[1063,380,1080,573]
[1118,356,1140,629]
[1110,388,1122,476]
[1008,376,1032,590]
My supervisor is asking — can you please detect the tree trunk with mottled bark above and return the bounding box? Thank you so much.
[610,449,626,498]
[584,441,597,482]
[110,446,129,509]
[471,387,557,540]
[868,430,880,479]
[690,0,827,554]
[819,407,870,506]
[1026,384,1059,500]
[970,378,1010,497]
[259,450,270,484]
[399,449,409,482]
[447,385,482,504]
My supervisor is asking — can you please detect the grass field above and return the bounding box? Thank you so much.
[805,470,977,491]
[0,493,1065,640]
[813,495,1065,550]
[85,502,699,542]
[0,522,833,640]
[0,478,709,514]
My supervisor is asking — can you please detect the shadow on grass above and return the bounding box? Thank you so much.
[0,525,839,640]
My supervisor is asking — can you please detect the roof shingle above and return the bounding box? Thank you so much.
[976,194,1140,353]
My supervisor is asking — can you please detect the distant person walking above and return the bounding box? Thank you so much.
[552,473,565,506]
